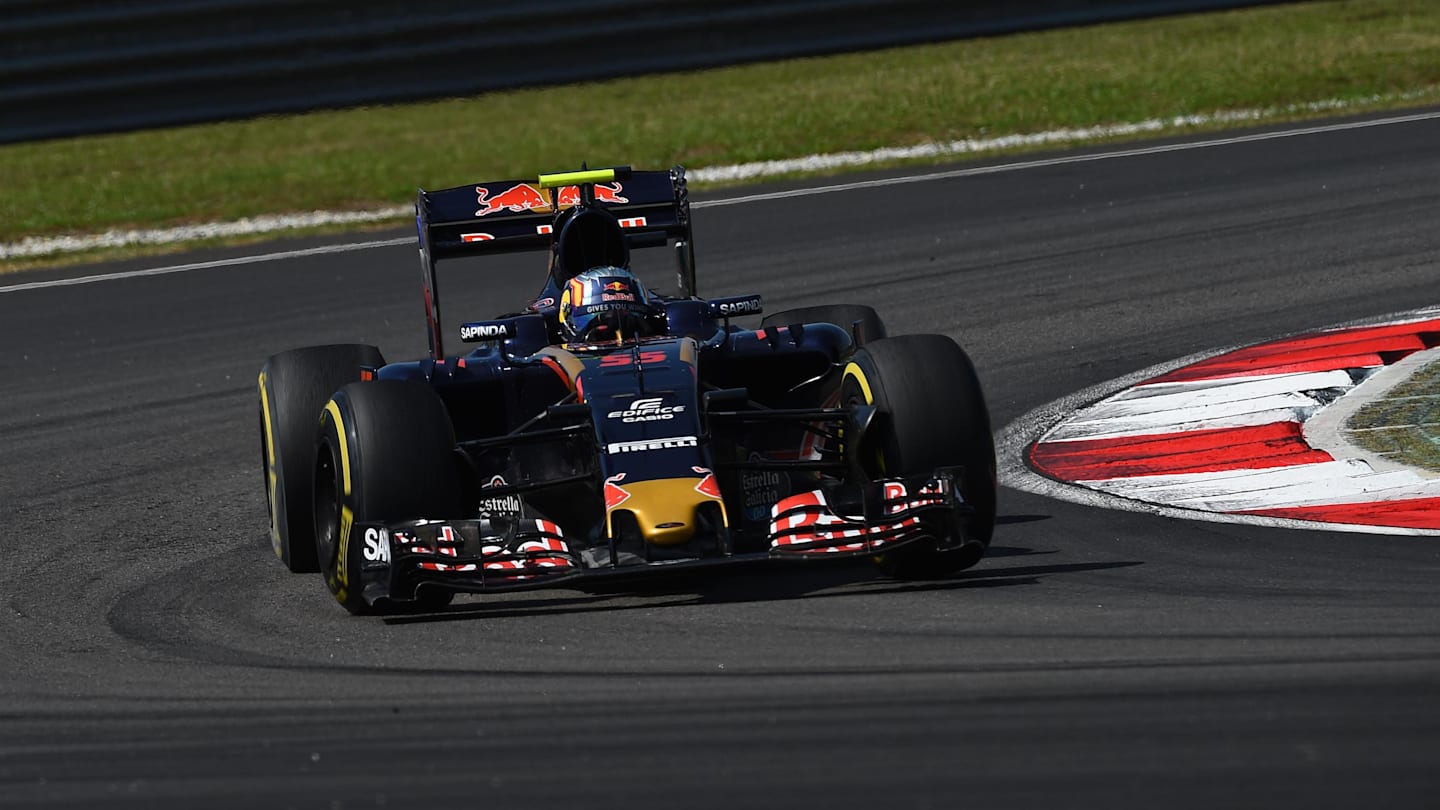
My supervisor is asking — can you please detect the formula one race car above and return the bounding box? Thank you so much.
[258,166,996,613]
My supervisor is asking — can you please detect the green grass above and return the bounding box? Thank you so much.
[3,0,1440,265]
[1346,361,1440,472]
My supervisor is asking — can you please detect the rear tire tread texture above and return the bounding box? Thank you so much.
[841,334,996,579]
[762,304,886,344]
[258,344,384,573]
[315,380,461,614]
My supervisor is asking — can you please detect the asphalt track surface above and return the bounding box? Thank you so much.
[4,111,1440,808]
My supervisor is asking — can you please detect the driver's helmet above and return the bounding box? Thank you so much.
[559,266,661,342]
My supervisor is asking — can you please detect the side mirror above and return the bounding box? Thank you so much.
[703,387,749,410]
[545,403,591,421]
[675,240,697,298]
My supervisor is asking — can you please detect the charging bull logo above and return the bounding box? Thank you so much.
[476,182,629,217]
[475,184,547,216]
[556,183,628,207]
[601,278,635,302]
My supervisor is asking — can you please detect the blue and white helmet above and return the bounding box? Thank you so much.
[559,266,659,341]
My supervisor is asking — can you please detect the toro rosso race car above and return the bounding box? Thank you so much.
[258,166,997,613]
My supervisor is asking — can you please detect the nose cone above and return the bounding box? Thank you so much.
[608,476,726,546]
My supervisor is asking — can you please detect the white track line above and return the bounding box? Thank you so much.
[16,94,1421,261]
[5,107,1440,294]
[0,239,410,294]
[687,92,1440,183]
[694,109,1440,208]
[0,208,411,261]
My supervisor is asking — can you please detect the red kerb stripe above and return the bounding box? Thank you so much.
[1030,422,1332,480]
[1238,498,1440,530]
[1147,320,1440,383]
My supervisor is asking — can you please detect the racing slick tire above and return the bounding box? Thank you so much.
[314,380,461,614]
[840,334,996,579]
[762,304,886,344]
[258,344,384,573]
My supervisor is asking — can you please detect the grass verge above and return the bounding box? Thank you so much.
[1346,361,1440,473]
[3,0,1439,269]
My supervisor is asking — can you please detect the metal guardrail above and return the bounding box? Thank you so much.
[0,0,1290,144]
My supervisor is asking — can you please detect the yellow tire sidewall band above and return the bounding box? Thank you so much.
[322,398,355,602]
[258,371,284,559]
[842,361,874,404]
[842,360,886,476]
[323,399,352,497]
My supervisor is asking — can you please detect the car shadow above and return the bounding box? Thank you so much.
[382,537,1138,625]
[995,513,1051,527]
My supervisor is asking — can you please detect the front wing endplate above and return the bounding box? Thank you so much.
[767,472,969,557]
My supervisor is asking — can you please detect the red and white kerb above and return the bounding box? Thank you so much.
[1030,317,1440,531]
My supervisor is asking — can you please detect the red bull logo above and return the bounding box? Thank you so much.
[604,281,628,292]
[477,182,630,217]
[555,183,629,208]
[593,183,628,204]
[474,183,547,217]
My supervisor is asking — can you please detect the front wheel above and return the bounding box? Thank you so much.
[840,334,996,579]
[314,380,462,614]
[258,344,384,573]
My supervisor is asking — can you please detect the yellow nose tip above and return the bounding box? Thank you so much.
[607,477,727,546]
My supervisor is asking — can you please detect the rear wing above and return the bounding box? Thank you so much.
[414,165,697,360]
[417,166,690,259]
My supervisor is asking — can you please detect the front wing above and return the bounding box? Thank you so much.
[356,471,971,606]
[766,473,965,557]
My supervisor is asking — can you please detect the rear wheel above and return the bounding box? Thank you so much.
[762,304,886,344]
[314,380,461,614]
[258,344,384,572]
[840,334,996,579]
